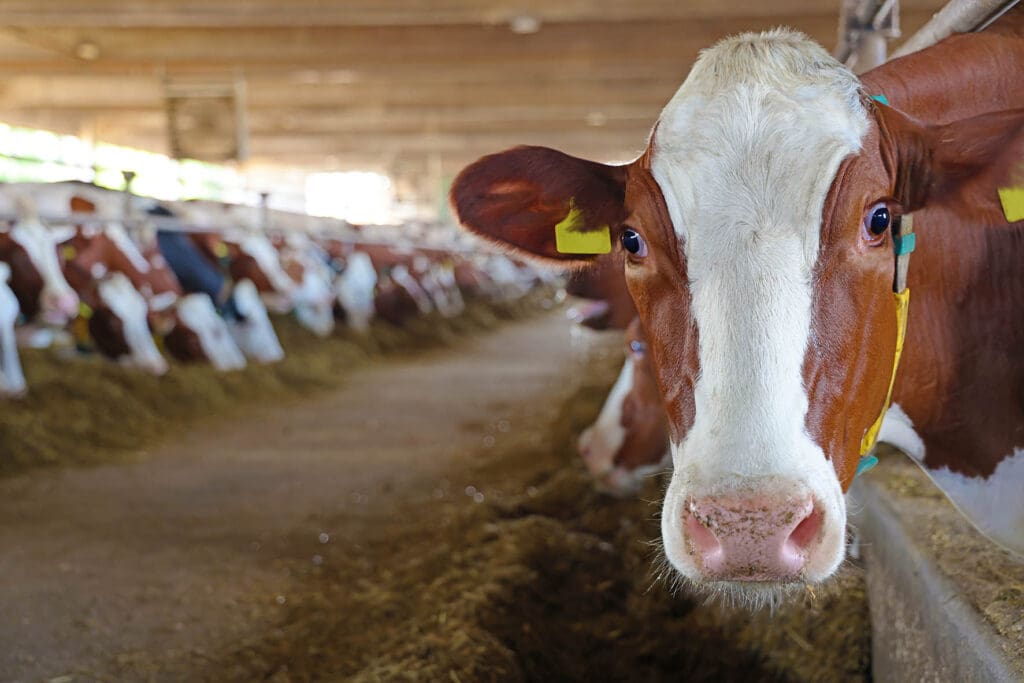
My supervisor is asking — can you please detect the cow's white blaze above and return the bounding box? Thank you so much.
[105,223,152,274]
[879,403,1024,557]
[97,273,168,376]
[289,255,335,337]
[0,262,27,396]
[176,293,247,371]
[335,251,377,333]
[648,31,869,583]
[227,278,285,364]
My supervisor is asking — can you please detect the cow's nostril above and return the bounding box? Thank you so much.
[785,506,823,554]
[684,507,724,572]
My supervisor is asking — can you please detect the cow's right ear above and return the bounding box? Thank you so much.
[450,146,628,264]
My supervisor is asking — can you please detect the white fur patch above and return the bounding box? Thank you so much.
[293,259,335,338]
[227,278,285,364]
[648,30,869,582]
[923,449,1024,557]
[880,403,1023,557]
[335,251,377,333]
[877,403,925,460]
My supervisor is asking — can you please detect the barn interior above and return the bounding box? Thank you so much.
[0,1,1022,682]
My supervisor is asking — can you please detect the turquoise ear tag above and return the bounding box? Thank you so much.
[855,454,879,478]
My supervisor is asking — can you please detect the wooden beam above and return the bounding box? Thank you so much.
[0,0,946,28]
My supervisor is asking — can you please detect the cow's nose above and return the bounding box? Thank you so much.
[41,289,80,322]
[683,494,823,581]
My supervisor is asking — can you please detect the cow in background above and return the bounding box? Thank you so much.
[62,195,168,375]
[274,232,336,337]
[318,239,378,333]
[156,204,283,365]
[578,319,669,494]
[0,187,78,329]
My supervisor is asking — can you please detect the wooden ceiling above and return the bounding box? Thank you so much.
[0,1,946,188]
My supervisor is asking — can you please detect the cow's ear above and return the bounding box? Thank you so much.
[450,146,628,264]
[878,104,1024,211]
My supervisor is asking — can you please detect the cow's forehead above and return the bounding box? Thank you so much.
[649,30,869,254]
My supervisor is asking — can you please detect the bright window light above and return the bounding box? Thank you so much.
[306,171,395,224]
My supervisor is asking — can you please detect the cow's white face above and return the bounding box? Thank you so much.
[175,293,247,371]
[292,258,336,338]
[640,33,869,598]
[227,278,285,364]
[0,262,27,397]
[335,251,377,333]
[9,219,78,325]
[450,27,1024,602]
[97,273,169,375]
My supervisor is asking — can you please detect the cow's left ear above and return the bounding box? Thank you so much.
[877,104,1024,211]
[450,146,628,265]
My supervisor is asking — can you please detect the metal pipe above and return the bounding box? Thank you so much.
[891,0,1019,58]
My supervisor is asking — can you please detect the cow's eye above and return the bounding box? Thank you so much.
[621,228,647,257]
[863,202,892,240]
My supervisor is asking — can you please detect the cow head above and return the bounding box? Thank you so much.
[0,262,27,397]
[88,273,169,375]
[63,222,169,375]
[278,236,336,338]
[230,233,298,312]
[165,293,247,371]
[578,318,669,494]
[0,205,78,325]
[334,250,377,333]
[451,30,1023,602]
[226,278,285,364]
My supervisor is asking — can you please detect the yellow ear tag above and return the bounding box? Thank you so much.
[214,241,230,259]
[997,186,1024,222]
[62,245,77,261]
[554,200,611,255]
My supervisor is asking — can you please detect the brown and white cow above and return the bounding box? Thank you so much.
[63,197,169,375]
[452,24,1024,603]
[0,190,78,327]
[578,318,669,494]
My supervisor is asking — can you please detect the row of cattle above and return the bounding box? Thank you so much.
[0,181,548,397]
[453,14,1024,603]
